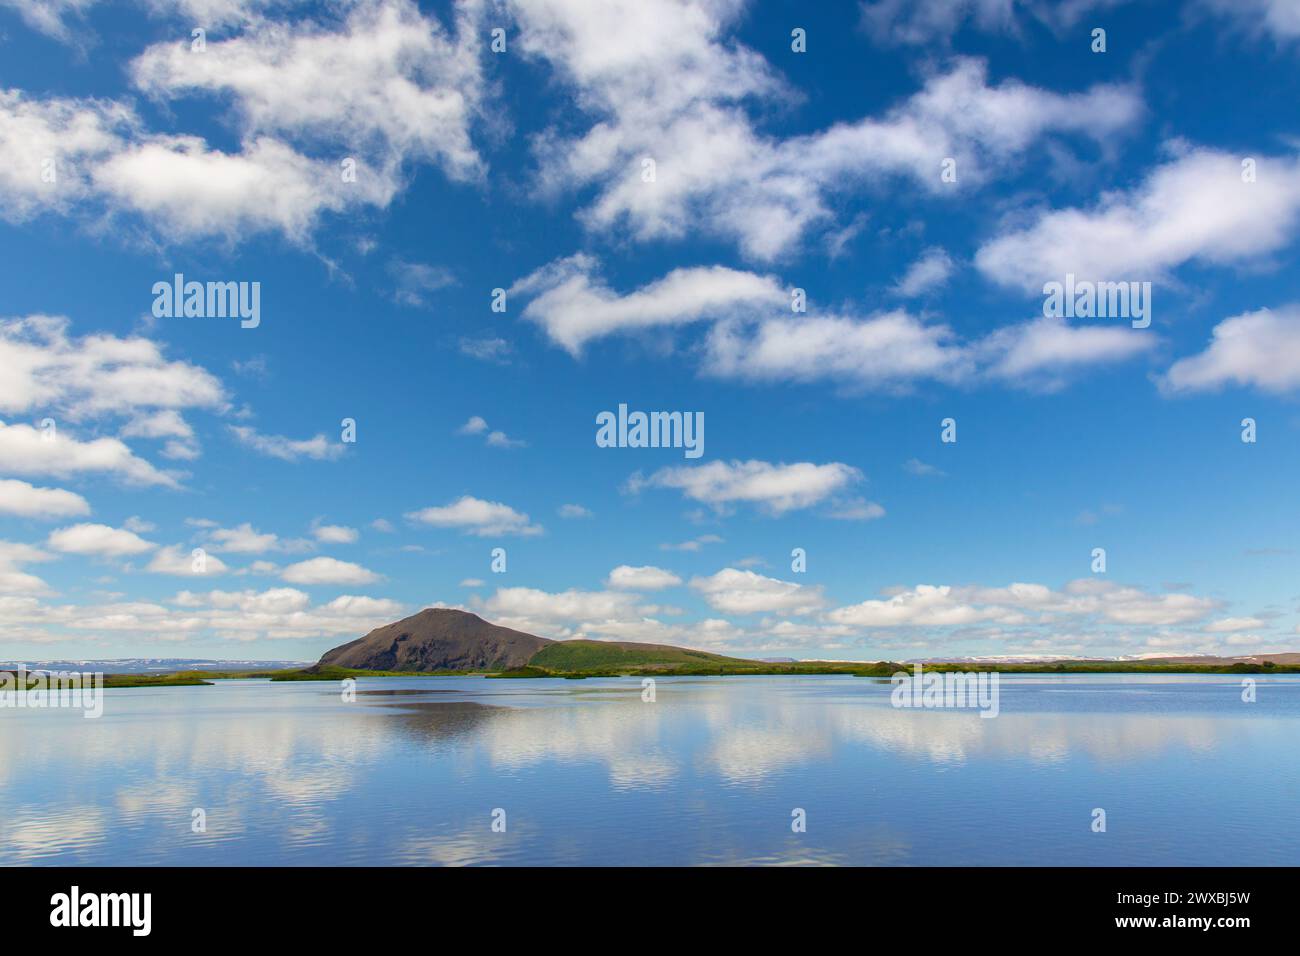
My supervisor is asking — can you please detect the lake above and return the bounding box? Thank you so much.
[3,674,1297,866]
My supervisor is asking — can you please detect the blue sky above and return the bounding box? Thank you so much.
[1,0,1298,662]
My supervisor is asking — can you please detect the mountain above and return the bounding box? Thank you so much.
[317,608,554,672]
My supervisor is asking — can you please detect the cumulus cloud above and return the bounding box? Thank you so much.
[977,316,1157,390]
[205,523,285,554]
[703,310,972,390]
[456,416,525,448]
[513,257,1149,390]
[405,496,542,536]
[0,583,406,644]
[0,479,90,519]
[47,522,155,557]
[1162,305,1300,394]
[629,460,862,516]
[311,522,359,544]
[691,568,826,615]
[827,579,1220,630]
[606,565,682,590]
[0,540,55,595]
[509,0,1141,261]
[131,0,487,182]
[281,556,381,585]
[0,314,225,421]
[892,247,955,297]
[976,148,1300,291]
[0,0,488,245]
[0,421,180,489]
[146,545,231,576]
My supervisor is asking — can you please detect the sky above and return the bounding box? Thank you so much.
[0,0,1298,663]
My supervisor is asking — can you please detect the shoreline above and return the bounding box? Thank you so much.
[6,659,1297,689]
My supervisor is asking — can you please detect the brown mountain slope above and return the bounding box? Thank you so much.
[318,608,553,672]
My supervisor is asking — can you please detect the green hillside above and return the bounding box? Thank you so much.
[527,639,746,672]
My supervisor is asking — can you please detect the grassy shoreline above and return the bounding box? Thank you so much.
[6,659,1297,689]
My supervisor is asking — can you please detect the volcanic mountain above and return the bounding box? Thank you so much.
[318,608,555,672]
[316,607,750,673]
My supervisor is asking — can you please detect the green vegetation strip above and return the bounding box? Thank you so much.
[7,659,1295,689]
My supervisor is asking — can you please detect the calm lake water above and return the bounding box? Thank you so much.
[3,674,1298,866]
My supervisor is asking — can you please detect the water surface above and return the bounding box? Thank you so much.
[2,674,1297,865]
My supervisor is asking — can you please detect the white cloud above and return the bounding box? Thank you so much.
[904,458,945,477]
[0,421,179,487]
[131,0,486,183]
[606,565,682,590]
[389,260,457,307]
[0,0,98,40]
[47,522,155,557]
[229,425,344,461]
[858,0,1126,46]
[630,460,862,515]
[370,518,395,533]
[1205,616,1266,633]
[120,409,195,440]
[0,90,131,220]
[978,316,1157,389]
[0,540,55,595]
[509,0,1141,262]
[312,522,359,544]
[1201,0,1300,42]
[146,545,230,576]
[0,315,225,420]
[0,479,90,519]
[485,586,645,624]
[459,336,513,364]
[1,0,487,245]
[514,253,784,354]
[281,556,381,585]
[824,498,886,521]
[206,523,282,554]
[514,257,1153,390]
[892,247,955,297]
[96,135,391,244]
[457,416,525,448]
[1162,305,1300,394]
[976,148,1300,291]
[691,568,825,615]
[405,496,542,536]
[704,310,972,389]
[558,503,593,519]
[827,579,1219,630]
[660,534,724,552]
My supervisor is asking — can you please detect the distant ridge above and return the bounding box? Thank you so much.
[317,608,554,672]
